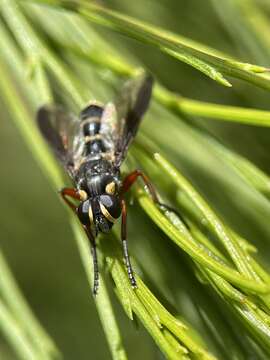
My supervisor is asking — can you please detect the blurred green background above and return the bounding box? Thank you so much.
[1,0,270,359]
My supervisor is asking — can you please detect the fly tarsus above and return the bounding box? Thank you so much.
[122,170,189,229]
[121,199,137,289]
[91,243,100,296]
[157,202,190,230]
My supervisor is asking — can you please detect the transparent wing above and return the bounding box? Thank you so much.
[99,102,118,154]
[36,105,82,178]
[114,73,154,167]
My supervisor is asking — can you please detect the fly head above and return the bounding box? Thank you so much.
[77,173,122,236]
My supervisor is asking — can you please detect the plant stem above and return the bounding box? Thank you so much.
[155,86,270,127]
[0,251,58,359]
[71,220,128,360]
[0,297,44,360]
[26,0,270,91]
[0,52,127,360]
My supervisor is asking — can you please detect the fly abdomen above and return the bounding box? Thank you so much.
[83,121,100,136]
[86,138,106,154]
[80,103,108,156]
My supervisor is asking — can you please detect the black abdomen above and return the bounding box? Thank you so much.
[80,104,106,155]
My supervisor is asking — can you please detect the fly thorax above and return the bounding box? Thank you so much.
[86,173,121,197]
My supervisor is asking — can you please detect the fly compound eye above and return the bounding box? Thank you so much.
[99,195,121,224]
[77,199,93,226]
[105,181,116,195]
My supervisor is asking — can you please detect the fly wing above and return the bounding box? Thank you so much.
[99,102,118,155]
[114,73,153,167]
[36,105,81,179]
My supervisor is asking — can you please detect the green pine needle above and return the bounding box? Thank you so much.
[1,0,270,359]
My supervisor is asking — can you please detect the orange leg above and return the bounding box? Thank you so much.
[121,170,158,202]
[60,187,81,212]
[122,170,189,228]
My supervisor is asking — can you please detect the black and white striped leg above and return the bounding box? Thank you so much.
[84,226,99,296]
[59,189,100,295]
[91,242,99,296]
[121,199,137,288]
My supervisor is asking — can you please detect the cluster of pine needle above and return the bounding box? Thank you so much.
[1,0,270,359]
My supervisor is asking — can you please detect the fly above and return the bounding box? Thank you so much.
[37,73,165,295]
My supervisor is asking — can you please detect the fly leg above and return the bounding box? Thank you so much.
[84,226,99,296]
[122,170,189,228]
[122,170,158,202]
[121,199,137,288]
[60,188,99,295]
[60,187,83,212]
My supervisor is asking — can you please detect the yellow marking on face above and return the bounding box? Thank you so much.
[99,202,117,223]
[105,181,116,195]
[88,204,94,223]
[78,190,88,201]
